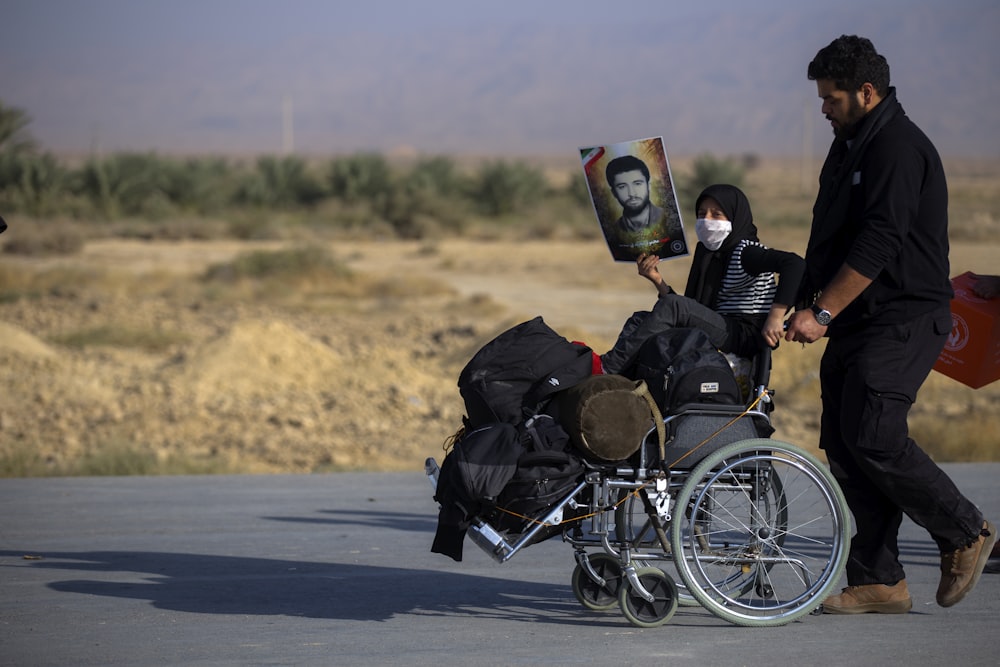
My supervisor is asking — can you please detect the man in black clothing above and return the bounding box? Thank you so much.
[785,35,995,614]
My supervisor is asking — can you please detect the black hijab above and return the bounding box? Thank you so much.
[683,184,759,308]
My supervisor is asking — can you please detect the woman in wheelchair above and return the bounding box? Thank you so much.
[601,184,804,375]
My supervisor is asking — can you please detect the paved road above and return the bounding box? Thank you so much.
[2,465,998,666]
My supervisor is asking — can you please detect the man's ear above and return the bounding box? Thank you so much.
[860,82,878,110]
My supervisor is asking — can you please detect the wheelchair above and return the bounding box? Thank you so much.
[426,347,851,628]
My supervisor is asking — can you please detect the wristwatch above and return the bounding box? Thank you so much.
[810,303,833,326]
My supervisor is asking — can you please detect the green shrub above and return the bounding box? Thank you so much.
[402,155,463,197]
[0,151,70,216]
[328,152,393,203]
[0,263,96,301]
[0,100,36,153]
[470,159,548,217]
[74,441,160,476]
[78,153,159,218]
[377,182,470,239]
[234,155,326,209]
[227,212,284,240]
[373,155,472,238]
[1,221,85,256]
[0,446,47,477]
[162,156,239,214]
[51,325,189,352]
[202,245,351,282]
[680,153,747,206]
[564,171,592,207]
[0,441,238,477]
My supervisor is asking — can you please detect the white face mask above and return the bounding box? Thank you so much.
[695,218,732,251]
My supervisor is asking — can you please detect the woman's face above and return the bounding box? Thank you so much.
[696,196,729,221]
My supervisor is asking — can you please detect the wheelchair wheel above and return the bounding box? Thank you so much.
[670,439,850,627]
[571,553,623,611]
[614,490,700,607]
[618,567,679,628]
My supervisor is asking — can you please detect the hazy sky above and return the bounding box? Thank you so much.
[3,0,998,158]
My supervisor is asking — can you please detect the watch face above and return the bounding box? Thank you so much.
[811,305,832,326]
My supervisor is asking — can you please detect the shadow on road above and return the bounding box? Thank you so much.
[2,548,626,627]
[264,508,438,533]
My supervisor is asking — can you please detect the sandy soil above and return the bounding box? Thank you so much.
[2,235,996,474]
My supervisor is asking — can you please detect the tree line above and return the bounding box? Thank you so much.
[0,100,748,242]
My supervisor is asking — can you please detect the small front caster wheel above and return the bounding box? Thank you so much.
[618,567,679,628]
[571,553,623,611]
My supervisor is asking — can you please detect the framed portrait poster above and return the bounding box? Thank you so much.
[579,136,688,262]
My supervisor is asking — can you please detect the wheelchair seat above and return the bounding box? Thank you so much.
[630,345,775,471]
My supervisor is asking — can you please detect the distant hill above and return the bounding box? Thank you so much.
[4,2,998,158]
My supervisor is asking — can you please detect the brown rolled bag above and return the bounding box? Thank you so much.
[555,374,665,462]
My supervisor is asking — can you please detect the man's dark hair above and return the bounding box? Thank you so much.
[807,35,890,96]
[605,155,650,187]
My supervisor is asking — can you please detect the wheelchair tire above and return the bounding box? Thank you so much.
[670,439,850,627]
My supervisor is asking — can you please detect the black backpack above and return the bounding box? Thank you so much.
[434,422,524,521]
[457,317,596,429]
[431,422,524,561]
[491,414,586,537]
[628,328,743,413]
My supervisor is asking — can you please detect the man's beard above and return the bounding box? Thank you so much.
[833,94,867,140]
[623,197,650,216]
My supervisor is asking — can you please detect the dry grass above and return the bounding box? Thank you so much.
[2,438,242,477]
[0,220,86,256]
[197,244,459,305]
[1,155,998,476]
[51,324,190,352]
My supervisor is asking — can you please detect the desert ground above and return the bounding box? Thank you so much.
[2,218,998,477]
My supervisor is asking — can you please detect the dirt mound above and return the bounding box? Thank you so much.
[169,319,344,399]
[0,306,470,474]
[0,321,57,360]
[0,321,125,464]
[149,317,468,472]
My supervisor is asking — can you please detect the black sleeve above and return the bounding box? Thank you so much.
[740,245,806,308]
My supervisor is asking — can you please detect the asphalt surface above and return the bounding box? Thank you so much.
[2,464,998,667]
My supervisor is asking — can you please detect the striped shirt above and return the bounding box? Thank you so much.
[714,239,778,316]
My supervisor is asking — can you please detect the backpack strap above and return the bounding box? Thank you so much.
[632,380,666,462]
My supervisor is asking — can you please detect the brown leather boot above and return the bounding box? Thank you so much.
[937,519,997,607]
[822,580,912,614]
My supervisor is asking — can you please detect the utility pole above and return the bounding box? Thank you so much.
[282,95,294,155]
